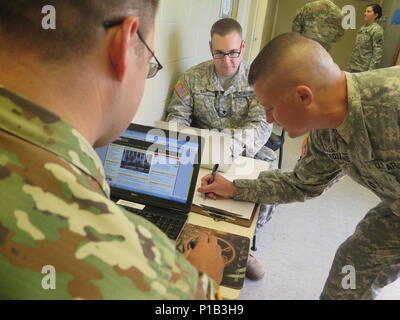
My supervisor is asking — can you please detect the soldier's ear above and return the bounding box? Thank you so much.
[295,85,313,107]
[209,41,213,53]
[109,16,140,81]
[241,40,246,53]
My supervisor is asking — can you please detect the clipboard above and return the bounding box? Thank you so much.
[191,203,259,227]
[176,223,250,290]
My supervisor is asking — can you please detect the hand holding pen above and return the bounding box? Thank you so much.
[198,163,236,200]
[209,163,219,184]
[203,164,219,199]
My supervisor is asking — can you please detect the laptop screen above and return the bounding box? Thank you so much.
[97,123,203,212]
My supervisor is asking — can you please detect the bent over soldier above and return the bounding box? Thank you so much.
[199,33,400,299]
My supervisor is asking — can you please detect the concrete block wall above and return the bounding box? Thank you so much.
[132,0,222,126]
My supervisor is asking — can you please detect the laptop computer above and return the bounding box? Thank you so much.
[154,120,233,173]
[96,123,204,240]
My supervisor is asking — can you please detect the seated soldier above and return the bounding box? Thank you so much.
[166,18,275,280]
[166,18,275,163]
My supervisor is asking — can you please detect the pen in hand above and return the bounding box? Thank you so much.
[204,163,219,199]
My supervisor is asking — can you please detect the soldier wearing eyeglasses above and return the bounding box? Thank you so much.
[0,0,224,300]
[166,18,275,281]
[166,18,275,163]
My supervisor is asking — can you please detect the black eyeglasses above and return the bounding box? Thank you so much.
[103,19,163,79]
[211,41,244,59]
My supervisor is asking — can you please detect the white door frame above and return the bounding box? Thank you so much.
[244,0,269,62]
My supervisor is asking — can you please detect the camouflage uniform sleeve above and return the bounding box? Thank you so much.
[233,132,343,204]
[229,96,272,159]
[292,7,304,33]
[165,75,194,126]
[369,27,384,70]
[120,210,219,300]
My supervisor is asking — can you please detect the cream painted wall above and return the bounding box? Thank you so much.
[133,0,256,127]
[128,0,295,126]
[132,0,223,126]
[261,0,279,51]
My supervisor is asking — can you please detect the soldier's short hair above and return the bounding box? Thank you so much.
[210,18,242,38]
[367,4,382,20]
[249,32,303,85]
[0,0,159,62]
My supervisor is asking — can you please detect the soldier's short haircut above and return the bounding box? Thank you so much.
[210,18,242,38]
[367,3,383,20]
[0,0,159,61]
[249,32,303,85]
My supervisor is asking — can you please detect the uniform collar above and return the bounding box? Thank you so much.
[206,61,248,93]
[335,113,351,144]
[339,72,374,160]
[0,86,110,196]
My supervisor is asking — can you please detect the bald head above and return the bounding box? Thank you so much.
[249,33,340,93]
[248,33,348,138]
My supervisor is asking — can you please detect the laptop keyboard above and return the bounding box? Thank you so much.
[122,205,187,240]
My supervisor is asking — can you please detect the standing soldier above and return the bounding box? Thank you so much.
[347,4,384,72]
[292,0,344,52]
[199,32,400,300]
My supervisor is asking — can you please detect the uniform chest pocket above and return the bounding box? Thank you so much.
[232,93,250,118]
[358,33,372,49]
[193,93,217,121]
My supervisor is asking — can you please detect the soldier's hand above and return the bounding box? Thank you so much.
[185,232,224,284]
[197,173,236,200]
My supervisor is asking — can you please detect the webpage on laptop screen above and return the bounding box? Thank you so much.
[103,129,198,204]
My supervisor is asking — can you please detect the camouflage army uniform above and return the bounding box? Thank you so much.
[166,60,275,162]
[0,86,218,299]
[292,0,344,51]
[233,66,400,299]
[347,23,384,72]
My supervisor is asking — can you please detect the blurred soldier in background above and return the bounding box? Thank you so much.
[347,3,384,72]
[292,0,344,51]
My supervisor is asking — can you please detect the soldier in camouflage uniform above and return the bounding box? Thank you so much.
[0,0,224,299]
[167,18,276,281]
[292,0,344,52]
[199,33,400,299]
[166,18,275,162]
[347,4,384,73]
